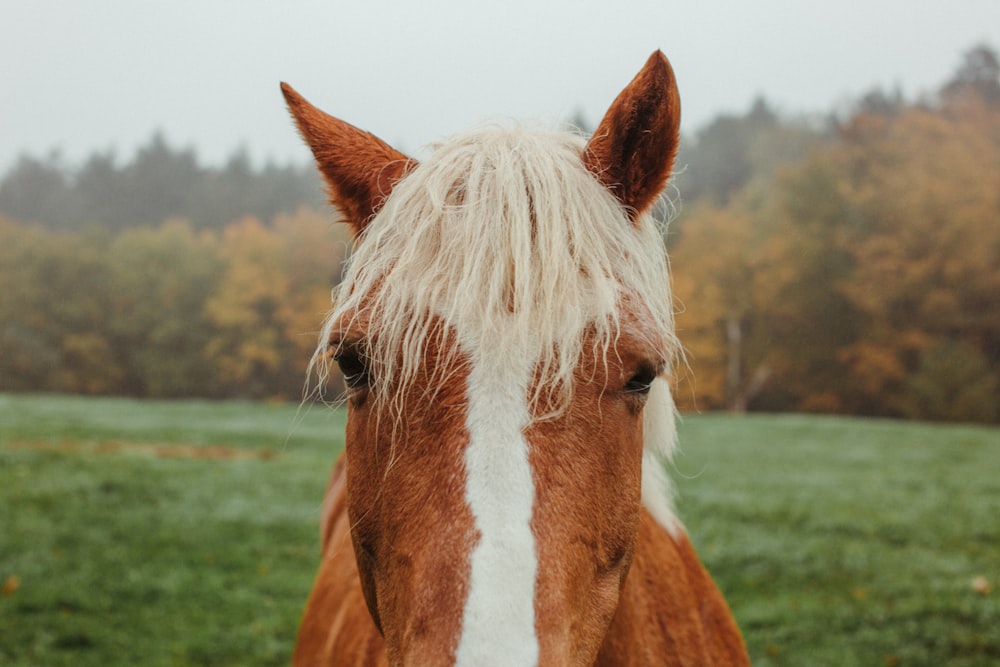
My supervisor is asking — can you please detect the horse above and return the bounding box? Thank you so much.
[281,50,750,666]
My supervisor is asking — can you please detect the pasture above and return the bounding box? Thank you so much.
[1,394,998,665]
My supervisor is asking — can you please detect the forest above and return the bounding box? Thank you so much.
[1,45,998,422]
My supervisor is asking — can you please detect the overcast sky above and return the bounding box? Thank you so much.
[3,0,999,172]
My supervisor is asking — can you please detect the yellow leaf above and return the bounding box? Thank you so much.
[2,575,20,597]
[971,576,992,595]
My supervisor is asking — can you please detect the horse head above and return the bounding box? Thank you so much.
[283,52,736,666]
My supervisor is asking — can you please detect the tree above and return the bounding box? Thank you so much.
[833,99,1000,419]
[670,200,778,412]
[202,211,346,399]
[941,44,1000,107]
[106,219,223,396]
[75,151,124,229]
[674,97,824,207]
[0,135,325,233]
[120,132,202,227]
[0,154,70,227]
[897,341,1000,422]
[0,218,122,393]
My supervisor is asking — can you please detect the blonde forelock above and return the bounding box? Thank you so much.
[314,124,679,423]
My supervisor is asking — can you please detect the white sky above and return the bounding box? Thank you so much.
[2,0,999,172]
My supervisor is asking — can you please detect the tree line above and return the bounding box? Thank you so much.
[1,45,998,421]
[669,45,1000,422]
[0,134,324,232]
[0,211,349,400]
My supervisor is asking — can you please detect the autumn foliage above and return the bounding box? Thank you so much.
[0,210,349,400]
[669,47,1000,421]
[1,46,998,420]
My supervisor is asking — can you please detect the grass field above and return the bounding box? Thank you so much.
[1,394,998,666]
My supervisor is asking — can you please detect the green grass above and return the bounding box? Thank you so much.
[1,394,345,667]
[2,395,999,665]
[673,413,1000,666]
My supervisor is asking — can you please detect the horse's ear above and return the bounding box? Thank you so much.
[583,51,680,221]
[281,82,415,235]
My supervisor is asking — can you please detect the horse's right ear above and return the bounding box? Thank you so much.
[281,83,415,236]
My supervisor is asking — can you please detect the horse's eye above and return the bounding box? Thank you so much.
[335,349,370,391]
[624,366,657,396]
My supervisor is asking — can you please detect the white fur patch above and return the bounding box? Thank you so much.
[641,377,684,538]
[454,350,539,666]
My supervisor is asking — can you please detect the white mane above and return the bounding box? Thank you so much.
[316,124,682,527]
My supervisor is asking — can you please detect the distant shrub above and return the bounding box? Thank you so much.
[898,340,1000,423]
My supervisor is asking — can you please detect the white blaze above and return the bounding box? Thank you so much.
[454,350,539,666]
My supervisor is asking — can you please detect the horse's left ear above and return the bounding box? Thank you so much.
[281,82,415,235]
[583,50,681,221]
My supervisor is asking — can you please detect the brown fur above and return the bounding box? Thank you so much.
[295,471,748,666]
[293,460,386,666]
[583,51,681,221]
[280,82,415,233]
[595,516,749,666]
[292,327,749,666]
[526,327,656,664]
